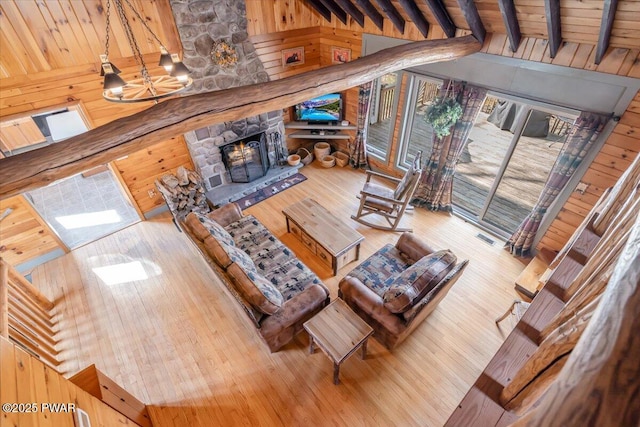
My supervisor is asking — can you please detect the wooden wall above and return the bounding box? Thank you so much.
[113,136,194,215]
[0,337,139,427]
[250,26,362,154]
[246,2,640,255]
[0,195,68,267]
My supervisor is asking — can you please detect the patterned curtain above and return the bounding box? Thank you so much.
[412,81,488,211]
[350,81,373,168]
[507,111,610,257]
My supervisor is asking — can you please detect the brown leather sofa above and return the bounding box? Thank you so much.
[339,233,468,350]
[181,203,330,352]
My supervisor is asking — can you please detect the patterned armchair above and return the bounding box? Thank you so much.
[338,233,468,350]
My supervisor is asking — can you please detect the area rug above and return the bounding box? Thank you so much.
[235,173,307,210]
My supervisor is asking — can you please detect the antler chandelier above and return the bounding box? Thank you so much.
[100,0,192,103]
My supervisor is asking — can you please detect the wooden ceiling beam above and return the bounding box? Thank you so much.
[305,0,332,21]
[398,0,430,38]
[0,36,482,200]
[354,0,384,30]
[595,0,619,64]
[374,0,405,34]
[456,0,486,43]
[423,0,456,38]
[545,0,562,57]
[498,0,521,51]
[318,0,349,24]
[334,0,365,27]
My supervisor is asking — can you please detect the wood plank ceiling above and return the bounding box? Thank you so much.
[0,0,638,83]
[303,0,640,63]
[0,0,178,79]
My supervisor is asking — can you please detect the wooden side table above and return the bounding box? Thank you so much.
[303,298,374,384]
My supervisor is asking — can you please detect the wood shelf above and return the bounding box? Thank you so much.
[288,130,352,139]
[285,121,355,140]
[285,121,356,130]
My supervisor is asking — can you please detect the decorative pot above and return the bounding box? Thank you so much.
[287,154,301,166]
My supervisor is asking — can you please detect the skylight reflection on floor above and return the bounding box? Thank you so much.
[55,210,121,230]
[88,254,163,286]
[92,261,148,286]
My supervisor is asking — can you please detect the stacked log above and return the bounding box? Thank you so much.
[155,166,210,220]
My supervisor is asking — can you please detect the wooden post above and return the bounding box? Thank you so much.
[509,212,640,427]
[539,235,626,341]
[500,295,600,406]
[592,152,640,235]
[504,353,569,415]
[547,188,610,270]
[563,195,639,300]
[0,258,8,338]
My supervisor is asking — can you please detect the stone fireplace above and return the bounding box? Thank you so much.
[183,112,286,192]
[169,0,295,205]
[221,131,268,183]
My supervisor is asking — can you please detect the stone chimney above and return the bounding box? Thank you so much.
[169,0,288,196]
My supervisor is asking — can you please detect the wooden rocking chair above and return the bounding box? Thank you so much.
[351,152,422,232]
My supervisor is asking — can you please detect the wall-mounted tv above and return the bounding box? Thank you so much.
[294,93,343,123]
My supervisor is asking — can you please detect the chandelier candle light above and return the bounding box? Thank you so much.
[100,0,192,103]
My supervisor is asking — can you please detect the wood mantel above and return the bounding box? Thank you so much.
[0,35,481,200]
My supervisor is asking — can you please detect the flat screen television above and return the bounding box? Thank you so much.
[294,93,342,123]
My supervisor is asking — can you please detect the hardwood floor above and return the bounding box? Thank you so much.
[32,163,525,427]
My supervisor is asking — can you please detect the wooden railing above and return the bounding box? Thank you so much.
[416,81,440,107]
[0,257,59,367]
[377,85,395,122]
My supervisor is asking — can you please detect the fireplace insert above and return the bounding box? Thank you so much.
[221,132,269,183]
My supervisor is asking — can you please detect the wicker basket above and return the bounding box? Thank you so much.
[296,147,314,165]
[321,155,336,168]
[334,151,349,167]
[314,142,331,161]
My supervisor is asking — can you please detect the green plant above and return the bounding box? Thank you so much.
[424,97,463,138]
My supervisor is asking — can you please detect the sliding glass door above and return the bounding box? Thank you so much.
[397,75,442,169]
[452,95,577,237]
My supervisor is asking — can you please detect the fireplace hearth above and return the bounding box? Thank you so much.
[221,132,269,183]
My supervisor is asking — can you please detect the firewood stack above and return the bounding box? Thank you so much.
[155,166,211,221]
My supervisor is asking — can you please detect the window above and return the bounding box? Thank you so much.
[367,72,400,160]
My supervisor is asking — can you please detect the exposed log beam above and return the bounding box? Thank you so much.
[305,0,332,21]
[354,0,384,30]
[497,0,522,51]
[423,0,456,38]
[334,0,365,27]
[456,0,486,43]
[0,36,482,200]
[544,0,562,58]
[318,0,348,24]
[374,0,405,33]
[595,0,619,64]
[398,0,430,38]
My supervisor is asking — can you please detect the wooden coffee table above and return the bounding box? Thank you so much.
[303,298,374,385]
[282,198,364,275]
